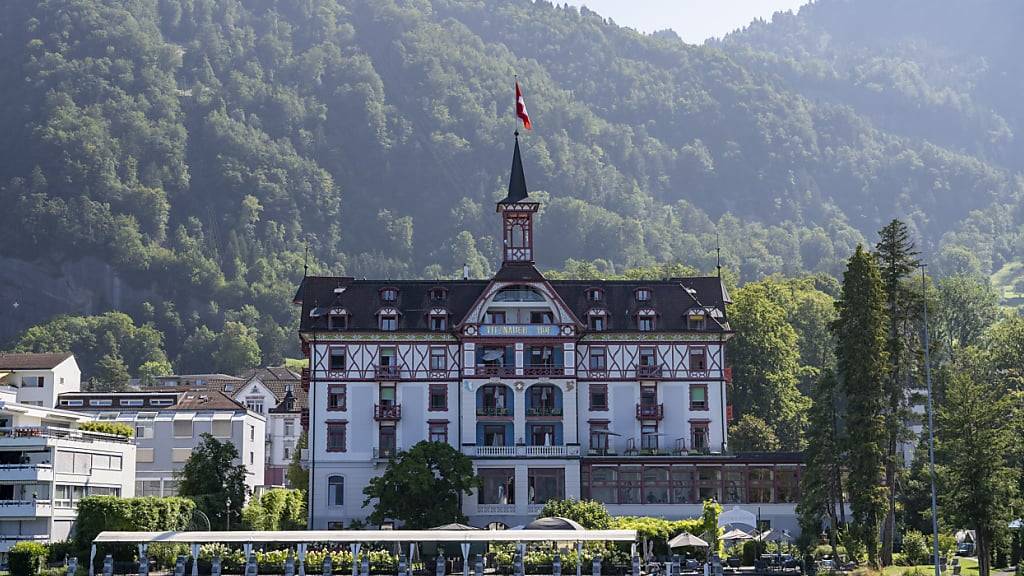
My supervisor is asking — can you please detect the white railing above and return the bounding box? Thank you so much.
[467,445,580,457]
[477,504,516,514]
[526,504,545,514]
[0,426,132,444]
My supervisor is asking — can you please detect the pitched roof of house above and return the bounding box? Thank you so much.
[240,367,306,413]
[172,390,248,411]
[0,352,73,370]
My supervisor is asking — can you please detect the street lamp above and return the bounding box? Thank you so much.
[920,264,941,576]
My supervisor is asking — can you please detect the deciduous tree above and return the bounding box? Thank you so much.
[177,434,248,530]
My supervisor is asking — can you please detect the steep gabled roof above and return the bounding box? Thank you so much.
[0,352,73,370]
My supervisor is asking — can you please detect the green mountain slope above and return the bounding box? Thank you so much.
[0,0,1021,373]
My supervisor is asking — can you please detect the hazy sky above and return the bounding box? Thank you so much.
[562,0,813,43]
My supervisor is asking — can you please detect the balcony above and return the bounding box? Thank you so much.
[636,365,663,379]
[0,464,54,483]
[374,404,402,421]
[476,365,516,378]
[476,406,512,418]
[0,426,131,444]
[0,500,52,518]
[373,446,399,460]
[477,503,516,514]
[636,403,665,420]
[466,445,580,458]
[523,365,565,377]
[375,365,402,380]
[621,437,690,456]
[526,406,562,418]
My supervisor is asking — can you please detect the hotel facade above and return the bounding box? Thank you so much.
[297,137,803,532]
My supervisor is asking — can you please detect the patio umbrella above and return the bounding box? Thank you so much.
[766,530,792,543]
[721,529,753,541]
[667,532,709,549]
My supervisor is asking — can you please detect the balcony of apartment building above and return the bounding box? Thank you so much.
[525,384,562,418]
[0,448,53,483]
[373,403,402,421]
[0,425,131,446]
[0,483,52,518]
[475,345,516,378]
[476,384,513,418]
[523,346,564,377]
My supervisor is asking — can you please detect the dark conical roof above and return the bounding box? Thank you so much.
[499,134,528,204]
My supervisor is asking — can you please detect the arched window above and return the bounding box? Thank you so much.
[493,285,545,302]
[328,475,344,506]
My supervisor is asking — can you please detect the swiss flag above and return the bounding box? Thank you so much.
[515,80,532,130]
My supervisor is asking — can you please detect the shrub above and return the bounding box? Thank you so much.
[901,568,929,576]
[901,530,930,566]
[79,421,134,438]
[741,541,758,566]
[537,499,611,529]
[47,540,77,564]
[76,496,195,560]
[10,541,48,576]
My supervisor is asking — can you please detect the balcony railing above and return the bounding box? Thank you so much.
[375,365,402,380]
[0,500,52,517]
[476,406,512,417]
[636,403,664,420]
[619,437,692,456]
[373,446,398,460]
[523,365,565,377]
[466,445,580,457]
[0,464,54,482]
[477,503,516,514]
[0,426,132,444]
[374,404,402,421]
[526,406,562,418]
[476,365,516,377]
[636,365,664,379]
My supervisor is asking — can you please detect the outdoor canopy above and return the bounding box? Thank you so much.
[92,529,637,544]
[666,532,709,549]
[721,528,753,541]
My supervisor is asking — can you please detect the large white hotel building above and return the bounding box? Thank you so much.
[296,137,803,532]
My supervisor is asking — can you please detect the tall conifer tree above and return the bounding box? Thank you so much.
[797,369,843,553]
[834,245,889,568]
[874,219,920,565]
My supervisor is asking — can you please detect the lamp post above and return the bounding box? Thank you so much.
[920,264,941,576]
[226,496,231,531]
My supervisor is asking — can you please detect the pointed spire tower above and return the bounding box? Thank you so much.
[497,133,540,263]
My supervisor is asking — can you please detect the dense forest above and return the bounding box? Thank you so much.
[2,0,1023,379]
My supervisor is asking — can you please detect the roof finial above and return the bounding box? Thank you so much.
[716,231,722,278]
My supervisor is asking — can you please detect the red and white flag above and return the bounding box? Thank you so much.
[515,80,532,130]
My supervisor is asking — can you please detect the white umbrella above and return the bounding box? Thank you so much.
[667,532,709,549]
[721,528,753,541]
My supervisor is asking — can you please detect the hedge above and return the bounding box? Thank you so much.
[10,541,48,576]
[78,421,134,438]
[76,496,195,559]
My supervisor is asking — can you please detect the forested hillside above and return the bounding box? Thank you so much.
[1,0,1022,378]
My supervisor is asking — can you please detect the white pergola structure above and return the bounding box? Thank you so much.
[91,529,638,576]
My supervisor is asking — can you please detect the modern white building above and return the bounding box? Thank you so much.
[0,389,135,564]
[296,136,805,532]
[58,390,266,497]
[0,353,81,409]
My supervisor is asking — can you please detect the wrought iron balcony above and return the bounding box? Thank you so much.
[636,403,664,420]
[375,365,402,380]
[636,365,664,379]
[476,406,512,417]
[374,404,402,421]
[526,406,563,418]
[523,365,565,377]
[476,365,516,377]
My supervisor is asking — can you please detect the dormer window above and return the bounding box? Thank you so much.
[378,307,399,331]
[687,314,706,331]
[588,309,607,331]
[637,309,657,331]
[429,287,448,301]
[328,309,349,330]
[587,288,604,302]
[430,309,449,331]
[635,288,652,302]
[381,288,398,302]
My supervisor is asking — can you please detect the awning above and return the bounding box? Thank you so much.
[721,528,753,541]
[92,529,636,544]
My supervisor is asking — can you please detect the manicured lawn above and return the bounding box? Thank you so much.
[881,558,978,576]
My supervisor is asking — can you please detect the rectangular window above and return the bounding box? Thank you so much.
[379,315,398,331]
[483,311,506,325]
[589,466,618,504]
[588,315,606,331]
[430,315,448,331]
[172,448,192,462]
[589,421,610,454]
[90,399,113,407]
[328,477,344,506]
[643,466,670,504]
[22,376,45,388]
[618,466,642,504]
[430,348,447,371]
[329,348,347,371]
[137,448,155,463]
[775,467,800,503]
[173,420,193,438]
[639,347,657,367]
[638,315,655,331]
[249,425,255,441]
[688,315,707,330]
[671,467,694,503]
[696,467,721,501]
[528,468,565,504]
[245,397,264,414]
[690,385,708,411]
[150,398,173,406]
[589,347,607,371]
[483,424,507,446]
[636,289,652,302]
[529,424,555,446]
[640,422,659,451]
[135,424,154,439]
[119,399,144,407]
[689,348,707,371]
[379,347,396,367]
[528,346,557,366]
[62,399,84,407]
[328,313,348,330]
[429,384,447,411]
[530,311,554,324]
[378,425,396,458]
[479,468,515,505]
[724,467,745,503]
[691,422,710,452]
[589,384,608,411]
[429,421,448,443]
[284,419,295,436]
[328,384,346,410]
[213,420,232,438]
[381,288,398,302]
[748,467,773,503]
[327,421,347,452]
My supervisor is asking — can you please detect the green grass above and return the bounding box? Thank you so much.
[991,261,1024,301]
[881,558,978,576]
